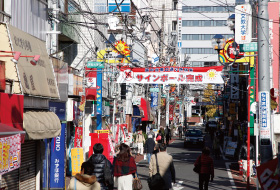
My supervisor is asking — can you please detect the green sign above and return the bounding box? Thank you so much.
[161,94,167,98]
[87,61,105,68]
[169,97,175,101]
[239,42,257,52]
[177,101,182,104]
[150,88,159,92]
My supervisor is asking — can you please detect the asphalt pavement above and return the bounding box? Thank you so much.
[136,134,235,190]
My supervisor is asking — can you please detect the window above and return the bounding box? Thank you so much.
[182,6,235,13]
[172,0,178,10]
[172,21,177,31]
[182,20,227,27]
[182,48,216,54]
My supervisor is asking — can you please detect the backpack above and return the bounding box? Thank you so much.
[104,160,114,189]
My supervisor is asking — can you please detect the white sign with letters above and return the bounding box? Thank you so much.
[259,91,271,139]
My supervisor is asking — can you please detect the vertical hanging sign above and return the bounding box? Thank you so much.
[96,68,102,130]
[50,123,66,188]
[235,4,252,44]
[259,91,271,140]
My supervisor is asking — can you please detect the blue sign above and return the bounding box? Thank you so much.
[43,139,51,189]
[49,102,66,121]
[150,84,158,108]
[178,42,182,48]
[50,123,66,188]
[96,69,102,130]
[108,0,130,13]
[259,91,270,139]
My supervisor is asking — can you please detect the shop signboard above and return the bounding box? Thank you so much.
[87,61,105,69]
[239,42,257,52]
[117,66,224,84]
[0,134,21,175]
[149,88,159,92]
[49,102,66,121]
[256,156,280,189]
[235,4,252,44]
[50,123,66,188]
[96,69,102,130]
[230,64,239,99]
[108,0,131,13]
[259,91,271,139]
[74,127,83,148]
[71,148,84,176]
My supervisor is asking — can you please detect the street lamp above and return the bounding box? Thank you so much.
[227,14,235,31]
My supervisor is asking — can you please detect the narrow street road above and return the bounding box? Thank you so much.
[136,134,234,190]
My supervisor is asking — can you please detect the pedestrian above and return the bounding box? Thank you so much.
[212,132,220,159]
[194,147,214,190]
[156,132,163,144]
[113,143,137,190]
[147,126,155,139]
[238,139,255,181]
[178,125,183,139]
[165,126,171,145]
[149,143,176,190]
[136,130,145,155]
[68,161,101,190]
[88,143,114,190]
[144,134,156,164]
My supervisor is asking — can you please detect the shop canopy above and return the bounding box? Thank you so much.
[0,123,25,136]
[23,111,61,140]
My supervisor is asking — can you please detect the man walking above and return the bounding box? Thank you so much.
[144,134,156,164]
[149,143,176,190]
[136,130,145,155]
[178,125,183,139]
[88,143,113,190]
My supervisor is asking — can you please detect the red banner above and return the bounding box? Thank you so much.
[74,127,83,148]
[256,157,280,189]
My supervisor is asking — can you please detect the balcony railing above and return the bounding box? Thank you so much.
[0,11,11,23]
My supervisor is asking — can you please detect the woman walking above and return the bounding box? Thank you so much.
[113,143,137,190]
[194,147,214,190]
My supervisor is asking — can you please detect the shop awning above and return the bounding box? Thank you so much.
[0,123,25,135]
[139,98,151,121]
[23,111,61,140]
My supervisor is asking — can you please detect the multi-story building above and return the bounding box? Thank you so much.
[178,0,236,67]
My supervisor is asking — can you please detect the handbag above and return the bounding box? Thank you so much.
[156,135,161,141]
[133,172,142,190]
[193,156,201,174]
[147,153,166,189]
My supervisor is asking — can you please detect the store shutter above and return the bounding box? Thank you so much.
[19,140,36,190]
[1,169,19,189]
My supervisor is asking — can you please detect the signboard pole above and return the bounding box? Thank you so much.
[258,0,272,163]
[97,68,102,130]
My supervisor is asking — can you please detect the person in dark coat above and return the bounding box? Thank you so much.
[194,147,214,190]
[165,126,171,145]
[88,143,113,190]
[144,134,156,163]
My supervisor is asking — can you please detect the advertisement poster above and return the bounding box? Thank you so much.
[0,134,21,175]
[50,123,66,188]
[71,148,84,176]
[74,127,83,148]
[117,66,224,84]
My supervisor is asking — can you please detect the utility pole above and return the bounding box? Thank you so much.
[258,0,272,163]
[160,4,165,65]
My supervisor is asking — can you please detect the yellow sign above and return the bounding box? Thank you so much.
[71,148,84,176]
[94,130,110,134]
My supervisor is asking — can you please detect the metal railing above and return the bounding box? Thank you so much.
[0,11,11,23]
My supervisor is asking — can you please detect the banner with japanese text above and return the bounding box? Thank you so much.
[117,66,224,84]
[71,148,84,176]
[256,156,280,189]
[0,134,21,175]
[74,127,83,148]
[50,123,66,188]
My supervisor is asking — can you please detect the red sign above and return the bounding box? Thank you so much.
[74,127,83,148]
[256,157,280,189]
[0,61,5,91]
[85,67,97,100]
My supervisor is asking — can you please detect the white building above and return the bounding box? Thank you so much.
[178,0,236,67]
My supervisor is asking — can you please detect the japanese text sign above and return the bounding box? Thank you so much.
[235,4,252,44]
[117,66,224,84]
[71,148,84,176]
[259,91,271,139]
[50,123,66,188]
[74,127,83,148]
[0,134,21,175]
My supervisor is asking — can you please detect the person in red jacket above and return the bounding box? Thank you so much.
[194,147,214,190]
